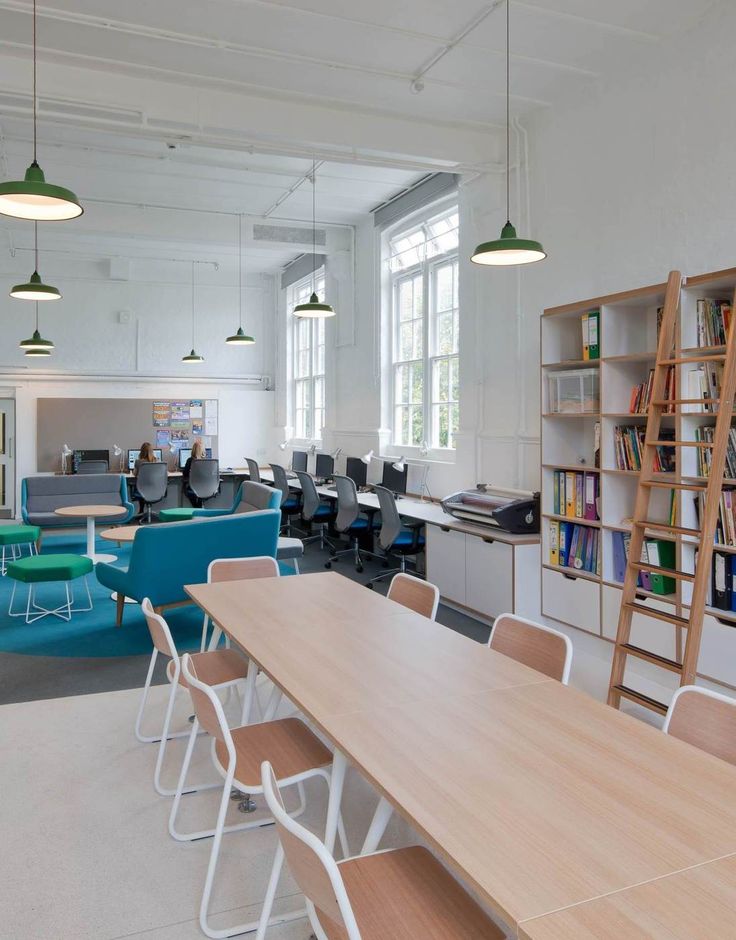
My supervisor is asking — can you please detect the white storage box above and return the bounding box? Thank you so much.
[548,368,599,414]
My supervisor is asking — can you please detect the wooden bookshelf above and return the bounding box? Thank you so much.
[540,272,736,694]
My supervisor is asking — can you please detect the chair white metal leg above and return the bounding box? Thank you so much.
[361,795,394,854]
[134,649,195,744]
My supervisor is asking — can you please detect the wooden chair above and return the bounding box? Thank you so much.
[172,654,348,939]
[489,613,573,684]
[256,760,505,940]
[135,598,249,797]
[201,555,280,650]
[387,572,440,620]
[663,685,736,766]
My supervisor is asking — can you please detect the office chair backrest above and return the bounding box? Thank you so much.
[333,475,360,533]
[269,463,291,506]
[294,471,321,520]
[388,573,439,621]
[189,459,220,500]
[663,685,736,766]
[181,653,228,743]
[374,485,402,551]
[238,481,280,513]
[245,458,261,484]
[260,761,359,938]
[77,459,109,474]
[136,462,169,502]
[208,555,280,584]
[141,597,177,659]
[489,614,573,684]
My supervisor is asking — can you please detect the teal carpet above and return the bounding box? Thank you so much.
[0,533,204,658]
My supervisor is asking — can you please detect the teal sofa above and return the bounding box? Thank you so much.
[95,509,280,625]
[22,473,135,528]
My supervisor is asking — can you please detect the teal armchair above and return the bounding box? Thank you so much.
[95,509,280,625]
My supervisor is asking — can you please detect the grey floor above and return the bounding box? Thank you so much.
[0,535,490,706]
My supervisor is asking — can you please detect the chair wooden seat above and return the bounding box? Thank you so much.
[215,717,332,788]
[316,846,503,940]
[167,648,247,688]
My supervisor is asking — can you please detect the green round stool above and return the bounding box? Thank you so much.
[7,553,94,624]
[158,507,196,522]
[0,524,40,575]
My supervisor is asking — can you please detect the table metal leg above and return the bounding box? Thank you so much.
[83,516,117,565]
[361,796,394,854]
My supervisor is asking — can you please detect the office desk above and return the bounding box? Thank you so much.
[185,572,736,933]
[257,468,541,620]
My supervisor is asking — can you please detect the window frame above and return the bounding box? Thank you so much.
[289,268,326,443]
[386,204,459,452]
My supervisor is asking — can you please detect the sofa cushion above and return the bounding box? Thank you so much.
[8,553,93,583]
[0,525,40,545]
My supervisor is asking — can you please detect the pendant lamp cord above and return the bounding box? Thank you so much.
[191,260,195,348]
[32,0,37,163]
[34,220,38,271]
[35,300,39,332]
[238,214,243,329]
[505,0,510,224]
[312,157,316,296]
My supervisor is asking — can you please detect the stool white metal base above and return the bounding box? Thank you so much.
[9,576,93,624]
[1,540,37,575]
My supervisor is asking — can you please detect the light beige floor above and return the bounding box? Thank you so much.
[0,679,412,940]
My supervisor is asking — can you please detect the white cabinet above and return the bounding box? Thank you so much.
[466,536,513,618]
[426,526,467,605]
[542,567,600,635]
[693,613,736,687]
[602,586,677,659]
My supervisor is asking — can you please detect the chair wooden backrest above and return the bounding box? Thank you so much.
[663,685,736,766]
[142,597,178,659]
[208,555,280,584]
[181,653,230,744]
[489,613,573,684]
[388,573,439,621]
[261,761,359,938]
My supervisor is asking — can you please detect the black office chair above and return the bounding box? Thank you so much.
[325,474,379,574]
[187,458,220,508]
[269,463,302,536]
[77,460,109,474]
[134,462,169,524]
[294,470,335,551]
[245,457,261,484]
[367,485,426,588]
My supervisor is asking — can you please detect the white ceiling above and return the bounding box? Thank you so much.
[0,0,723,274]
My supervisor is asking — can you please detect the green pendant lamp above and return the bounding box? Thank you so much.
[293,160,335,318]
[226,214,255,345]
[20,302,54,356]
[11,221,61,300]
[0,0,82,221]
[182,261,204,363]
[471,1,546,267]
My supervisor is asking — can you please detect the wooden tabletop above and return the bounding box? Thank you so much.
[518,854,736,939]
[54,504,127,518]
[184,571,736,933]
[99,525,141,542]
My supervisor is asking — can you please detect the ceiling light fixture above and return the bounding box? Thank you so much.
[471,1,545,267]
[226,214,255,345]
[10,222,61,300]
[20,301,54,355]
[293,159,335,319]
[182,261,204,363]
[0,0,83,221]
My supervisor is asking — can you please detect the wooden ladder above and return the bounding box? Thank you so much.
[607,270,736,715]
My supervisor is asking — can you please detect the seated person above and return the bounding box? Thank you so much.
[182,439,206,508]
[133,441,159,515]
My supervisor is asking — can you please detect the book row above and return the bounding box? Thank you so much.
[548,521,600,575]
[696,298,732,348]
[581,309,600,361]
[610,531,676,595]
[550,470,599,520]
[683,362,722,413]
[694,426,736,478]
[696,489,736,546]
[614,425,676,473]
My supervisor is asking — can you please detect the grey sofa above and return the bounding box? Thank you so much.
[21,474,135,528]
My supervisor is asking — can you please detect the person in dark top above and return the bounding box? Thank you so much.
[182,439,205,507]
[133,441,158,515]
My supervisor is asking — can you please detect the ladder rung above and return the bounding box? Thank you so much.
[620,644,683,673]
[612,684,669,715]
[633,520,700,537]
[642,480,707,492]
[629,562,693,582]
[647,440,712,448]
[659,355,727,365]
[624,602,690,627]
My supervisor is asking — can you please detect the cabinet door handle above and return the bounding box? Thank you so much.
[635,592,646,602]
[482,537,495,544]
[563,573,577,582]
[440,526,450,532]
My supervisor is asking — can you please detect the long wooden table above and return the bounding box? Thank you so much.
[185,571,736,936]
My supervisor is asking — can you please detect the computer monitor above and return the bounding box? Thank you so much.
[314,453,334,479]
[127,448,163,470]
[381,460,408,495]
[292,450,308,473]
[345,456,367,489]
[178,448,192,469]
[72,449,110,472]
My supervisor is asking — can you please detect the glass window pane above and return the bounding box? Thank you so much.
[412,319,423,360]
[450,356,459,401]
[410,361,423,404]
[436,263,453,312]
[410,405,423,446]
[399,322,413,361]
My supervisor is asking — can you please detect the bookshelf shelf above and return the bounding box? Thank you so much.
[540,269,736,652]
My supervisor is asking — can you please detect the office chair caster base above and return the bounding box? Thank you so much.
[324,561,332,569]
[366,583,374,590]
[238,796,257,814]
[356,565,364,573]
